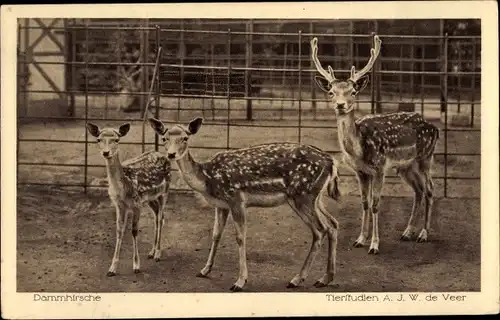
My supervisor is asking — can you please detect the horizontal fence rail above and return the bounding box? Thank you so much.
[17,19,481,199]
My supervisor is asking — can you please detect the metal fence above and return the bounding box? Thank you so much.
[17,19,481,199]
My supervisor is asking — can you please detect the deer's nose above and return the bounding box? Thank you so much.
[102,151,110,157]
[167,152,176,159]
[337,103,345,109]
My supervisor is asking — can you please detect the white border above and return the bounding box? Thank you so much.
[2,2,499,318]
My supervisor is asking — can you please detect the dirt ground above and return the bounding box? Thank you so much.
[17,186,480,293]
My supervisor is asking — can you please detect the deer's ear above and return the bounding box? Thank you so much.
[188,117,203,135]
[148,118,167,136]
[313,76,331,93]
[118,123,131,137]
[353,76,369,94]
[86,122,100,138]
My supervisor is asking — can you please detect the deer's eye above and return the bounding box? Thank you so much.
[351,91,357,96]
[114,139,119,143]
[183,137,189,142]
[97,138,101,143]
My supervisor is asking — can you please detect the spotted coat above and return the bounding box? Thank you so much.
[340,112,439,173]
[196,143,336,201]
[111,151,171,204]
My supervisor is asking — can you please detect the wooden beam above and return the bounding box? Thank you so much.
[33,18,64,53]
[27,19,60,52]
[31,60,65,100]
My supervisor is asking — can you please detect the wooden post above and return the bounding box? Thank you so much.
[245,20,253,121]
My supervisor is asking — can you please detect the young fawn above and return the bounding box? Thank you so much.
[86,122,171,276]
[148,117,341,291]
[311,35,439,254]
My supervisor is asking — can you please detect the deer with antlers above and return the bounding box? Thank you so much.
[310,35,439,254]
[114,51,143,112]
[148,117,341,291]
[86,122,171,276]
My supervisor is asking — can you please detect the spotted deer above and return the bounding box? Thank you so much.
[86,122,171,276]
[148,117,341,291]
[310,35,439,254]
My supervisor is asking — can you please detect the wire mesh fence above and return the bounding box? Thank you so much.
[17,19,481,199]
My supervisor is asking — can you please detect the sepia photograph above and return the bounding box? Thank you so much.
[1,2,499,318]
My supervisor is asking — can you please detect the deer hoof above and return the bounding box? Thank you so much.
[133,269,141,274]
[147,253,154,259]
[314,280,327,288]
[196,272,208,278]
[106,271,116,277]
[417,229,428,243]
[416,236,428,243]
[400,234,411,241]
[154,257,161,262]
[368,248,379,255]
[230,284,243,292]
[286,282,298,289]
[353,241,364,248]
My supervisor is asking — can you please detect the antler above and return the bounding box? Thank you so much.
[349,35,382,83]
[310,37,336,83]
[114,54,142,90]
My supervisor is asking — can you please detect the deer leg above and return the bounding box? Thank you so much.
[418,159,435,243]
[313,193,338,287]
[369,172,385,254]
[153,195,166,261]
[229,203,249,292]
[107,204,129,276]
[399,167,424,241]
[197,207,229,277]
[131,207,141,273]
[147,200,161,260]
[354,172,373,248]
[287,197,325,288]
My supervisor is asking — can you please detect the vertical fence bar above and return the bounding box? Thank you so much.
[178,20,184,121]
[309,22,316,120]
[457,39,462,113]
[139,21,146,120]
[71,20,77,118]
[16,23,21,190]
[439,19,446,115]
[399,45,403,100]
[84,20,89,193]
[155,25,161,152]
[443,32,449,198]
[410,28,415,101]
[373,22,382,114]
[140,23,147,154]
[210,43,216,121]
[298,30,302,144]
[63,19,74,117]
[370,32,376,114]
[23,19,30,118]
[226,29,231,150]
[245,20,253,121]
[470,38,476,127]
[420,43,425,116]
